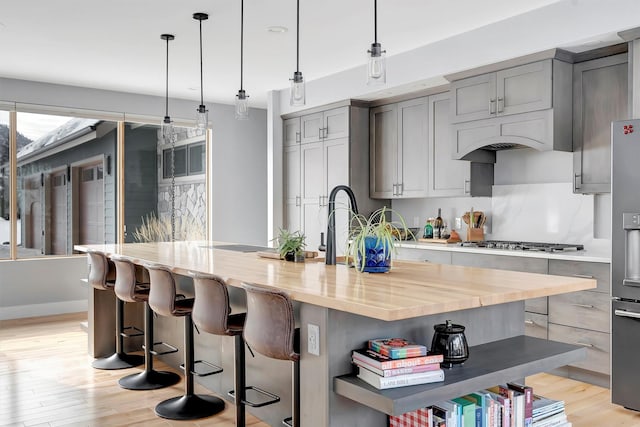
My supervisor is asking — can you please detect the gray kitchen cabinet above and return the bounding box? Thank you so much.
[300,107,349,144]
[427,92,471,197]
[525,312,548,340]
[450,60,552,124]
[549,291,609,333]
[284,117,301,146]
[283,103,385,255]
[548,323,610,375]
[370,98,429,199]
[450,59,572,161]
[573,53,628,194]
[395,247,452,264]
[548,259,610,294]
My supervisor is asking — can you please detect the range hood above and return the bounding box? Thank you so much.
[452,109,572,163]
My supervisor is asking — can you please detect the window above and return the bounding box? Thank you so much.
[162,142,204,179]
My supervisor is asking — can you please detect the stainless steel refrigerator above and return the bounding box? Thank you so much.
[611,119,640,409]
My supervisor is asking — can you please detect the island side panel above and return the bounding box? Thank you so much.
[322,301,525,426]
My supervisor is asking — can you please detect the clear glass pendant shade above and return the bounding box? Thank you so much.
[367,42,386,85]
[290,71,305,106]
[235,90,249,120]
[195,106,208,129]
[161,117,176,144]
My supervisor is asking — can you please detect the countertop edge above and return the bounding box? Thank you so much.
[395,242,611,263]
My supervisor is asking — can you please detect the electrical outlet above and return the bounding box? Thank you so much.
[455,217,462,229]
[308,323,320,356]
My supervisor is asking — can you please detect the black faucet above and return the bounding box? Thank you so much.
[326,185,359,265]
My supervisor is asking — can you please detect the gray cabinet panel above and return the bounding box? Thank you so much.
[451,252,548,273]
[525,312,548,339]
[548,260,610,294]
[284,117,301,146]
[573,53,628,194]
[451,73,496,123]
[396,247,452,265]
[301,112,324,144]
[549,291,609,333]
[548,323,610,375]
[323,107,349,140]
[370,104,398,198]
[525,296,548,315]
[397,98,429,198]
[497,60,552,116]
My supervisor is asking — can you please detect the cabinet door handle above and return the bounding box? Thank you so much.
[319,195,323,206]
[615,309,640,319]
[573,341,594,348]
[464,179,471,194]
[323,127,328,139]
[571,303,595,309]
[489,98,496,114]
[392,184,397,196]
[497,97,504,113]
[397,183,403,196]
[296,131,301,143]
[296,196,301,207]
[572,274,594,279]
[524,319,536,325]
[574,173,581,191]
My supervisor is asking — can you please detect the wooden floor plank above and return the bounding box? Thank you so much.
[3,312,640,426]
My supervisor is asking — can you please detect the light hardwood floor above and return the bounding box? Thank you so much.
[2,313,640,426]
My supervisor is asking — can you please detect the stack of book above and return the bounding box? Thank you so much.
[352,338,445,390]
[532,394,570,427]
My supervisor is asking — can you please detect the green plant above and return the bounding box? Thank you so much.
[346,206,411,272]
[274,228,306,260]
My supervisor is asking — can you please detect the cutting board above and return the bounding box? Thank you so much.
[257,250,318,260]
[418,238,461,244]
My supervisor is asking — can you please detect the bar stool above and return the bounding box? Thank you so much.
[111,255,181,390]
[190,272,281,427]
[87,250,144,370]
[145,263,225,420]
[242,283,300,427]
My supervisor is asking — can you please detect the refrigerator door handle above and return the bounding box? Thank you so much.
[615,309,640,319]
[623,278,640,287]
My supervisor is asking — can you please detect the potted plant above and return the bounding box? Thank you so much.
[274,228,306,262]
[346,207,411,273]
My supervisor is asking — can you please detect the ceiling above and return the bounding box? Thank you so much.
[0,0,638,109]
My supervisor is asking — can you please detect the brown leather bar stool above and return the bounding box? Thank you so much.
[87,250,144,370]
[111,255,181,390]
[190,272,280,427]
[145,263,225,420]
[242,283,300,427]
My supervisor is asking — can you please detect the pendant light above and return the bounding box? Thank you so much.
[290,0,305,106]
[367,0,386,85]
[193,13,209,129]
[235,0,249,119]
[160,34,176,144]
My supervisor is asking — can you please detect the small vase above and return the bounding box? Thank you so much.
[359,236,391,273]
[294,252,305,262]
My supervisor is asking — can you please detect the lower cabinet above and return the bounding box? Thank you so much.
[396,249,611,386]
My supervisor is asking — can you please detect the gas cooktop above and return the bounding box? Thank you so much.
[459,240,584,252]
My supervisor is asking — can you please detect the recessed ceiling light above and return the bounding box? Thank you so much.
[267,26,288,33]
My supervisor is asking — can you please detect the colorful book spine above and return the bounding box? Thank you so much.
[453,397,477,427]
[508,383,533,427]
[368,338,428,359]
[353,358,441,377]
[352,348,443,370]
[357,366,444,389]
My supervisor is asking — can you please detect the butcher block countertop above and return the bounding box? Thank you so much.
[75,241,596,321]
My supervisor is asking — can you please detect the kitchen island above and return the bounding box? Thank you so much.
[75,241,595,426]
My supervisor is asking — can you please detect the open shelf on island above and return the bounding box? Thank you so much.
[334,335,585,416]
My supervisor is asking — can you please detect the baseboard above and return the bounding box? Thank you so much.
[0,299,88,320]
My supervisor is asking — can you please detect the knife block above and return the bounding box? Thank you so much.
[466,227,484,242]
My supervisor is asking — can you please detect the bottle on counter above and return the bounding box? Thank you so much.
[434,208,443,239]
[423,218,434,239]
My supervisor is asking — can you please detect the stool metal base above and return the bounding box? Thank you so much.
[91,352,144,370]
[118,369,181,390]
[154,394,225,421]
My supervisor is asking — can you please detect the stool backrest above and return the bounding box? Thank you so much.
[191,273,232,336]
[87,251,115,290]
[111,255,147,302]
[242,283,299,362]
[146,264,178,317]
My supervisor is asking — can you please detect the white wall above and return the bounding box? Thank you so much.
[0,77,268,318]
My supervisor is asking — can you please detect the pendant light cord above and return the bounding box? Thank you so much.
[165,37,170,118]
[296,0,300,72]
[374,0,377,44]
[240,0,244,90]
[199,19,204,106]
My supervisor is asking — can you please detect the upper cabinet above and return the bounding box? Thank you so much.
[300,107,349,144]
[370,98,429,199]
[451,60,552,123]
[284,117,301,146]
[573,53,628,194]
[448,58,573,161]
